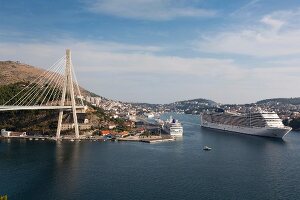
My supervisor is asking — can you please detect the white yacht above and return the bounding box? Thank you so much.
[162,116,183,137]
[145,113,155,118]
[200,109,291,138]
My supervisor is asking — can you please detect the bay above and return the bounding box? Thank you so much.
[1,113,300,200]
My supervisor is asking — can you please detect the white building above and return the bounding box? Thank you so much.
[85,96,91,102]
[95,97,101,106]
[90,97,95,104]
[61,123,92,131]
[1,129,11,137]
[1,129,26,137]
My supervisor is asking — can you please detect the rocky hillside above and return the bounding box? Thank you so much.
[0,61,44,85]
[0,61,91,96]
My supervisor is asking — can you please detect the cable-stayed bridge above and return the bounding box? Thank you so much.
[0,49,85,139]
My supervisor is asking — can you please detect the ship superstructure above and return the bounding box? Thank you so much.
[162,116,183,137]
[200,109,291,138]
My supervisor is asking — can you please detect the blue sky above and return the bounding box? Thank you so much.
[1,0,300,104]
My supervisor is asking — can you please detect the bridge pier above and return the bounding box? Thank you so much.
[56,49,80,139]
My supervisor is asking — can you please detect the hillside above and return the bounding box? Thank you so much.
[0,61,128,135]
[171,98,217,106]
[130,98,218,114]
[165,98,218,114]
[0,82,130,135]
[257,98,300,105]
[0,61,45,85]
[0,61,91,96]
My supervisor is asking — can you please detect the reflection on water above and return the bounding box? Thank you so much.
[55,140,81,166]
[53,140,83,199]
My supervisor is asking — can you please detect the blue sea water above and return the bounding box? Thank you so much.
[1,113,300,200]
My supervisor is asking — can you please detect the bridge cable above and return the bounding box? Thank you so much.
[3,56,65,106]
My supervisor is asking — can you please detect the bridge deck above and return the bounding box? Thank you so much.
[0,106,86,111]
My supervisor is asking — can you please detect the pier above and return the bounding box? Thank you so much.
[117,135,175,143]
[0,133,176,143]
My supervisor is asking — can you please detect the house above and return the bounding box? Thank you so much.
[61,113,92,131]
[1,129,26,137]
[101,130,111,136]
[136,127,145,133]
[118,131,129,137]
[124,121,135,128]
[108,123,117,129]
[61,123,92,131]
[1,129,11,137]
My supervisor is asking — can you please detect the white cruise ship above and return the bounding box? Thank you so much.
[200,109,291,138]
[162,116,183,137]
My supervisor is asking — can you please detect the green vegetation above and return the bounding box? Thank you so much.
[166,98,218,114]
[0,110,59,134]
[0,82,62,105]
[0,83,61,134]
[284,118,300,131]
[78,101,131,132]
[85,102,110,122]
[0,83,130,134]
[257,98,300,105]
[0,82,24,105]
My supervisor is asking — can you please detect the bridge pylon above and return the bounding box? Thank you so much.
[56,49,80,139]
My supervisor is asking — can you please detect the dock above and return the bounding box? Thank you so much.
[0,135,106,142]
[141,138,175,143]
[117,135,175,143]
[1,133,176,143]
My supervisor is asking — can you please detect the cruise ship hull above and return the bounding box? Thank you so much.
[201,120,291,138]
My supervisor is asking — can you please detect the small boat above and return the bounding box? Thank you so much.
[29,138,33,141]
[35,138,39,141]
[203,146,212,151]
[70,139,74,142]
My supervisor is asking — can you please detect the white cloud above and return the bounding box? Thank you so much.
[267,58,300,67]
[0,40,299,103]
[0,40,238,78]
[0,40,162,66]
[260,16,285,30]
[86,0,216,20]
[197,8,300,57]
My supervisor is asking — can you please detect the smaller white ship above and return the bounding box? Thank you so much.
[203,146,212,151]
[145,113,155,118]
[162,116,183,137]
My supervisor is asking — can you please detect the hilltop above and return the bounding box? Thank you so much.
[257,98,300,105]
[131,98,218,115]
[0,61,44,86]
[170,98,217,106]
[164,98,218,114]
[0,61,92,96]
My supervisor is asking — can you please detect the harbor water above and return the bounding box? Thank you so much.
[1,113,300,200]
